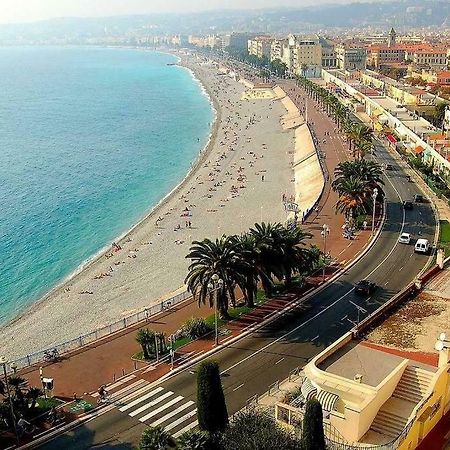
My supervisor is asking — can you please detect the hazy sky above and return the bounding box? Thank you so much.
[1,0,344,24]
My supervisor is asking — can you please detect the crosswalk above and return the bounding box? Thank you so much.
[116,383,198,438]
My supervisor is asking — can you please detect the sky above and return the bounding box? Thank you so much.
[1,0,346,24]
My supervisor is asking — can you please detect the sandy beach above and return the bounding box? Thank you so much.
[1,53,304,359]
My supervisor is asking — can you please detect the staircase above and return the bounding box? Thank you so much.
[370,366,434,438]
[392,366,433,403]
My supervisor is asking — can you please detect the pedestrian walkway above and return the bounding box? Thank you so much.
[116,385,198,438]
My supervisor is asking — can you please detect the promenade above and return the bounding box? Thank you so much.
[17,79,373,407]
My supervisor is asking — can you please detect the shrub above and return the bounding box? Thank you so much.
[220,408,299,450]
[197,360,228,433]
[177,429,211,449]
[182,317,211,340]
[139,426,176,450]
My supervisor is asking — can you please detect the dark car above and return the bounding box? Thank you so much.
[355,280,377,296]
[414,194,424,203]
[384,164,393,170]
[403,201,413,210]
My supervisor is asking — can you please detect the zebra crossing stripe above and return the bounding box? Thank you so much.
[139,396,184,423]
[119,387,164,412]
[173,420,199,438]
[150,401,195,427]
[129,391,173,417]
[164,409,197,432]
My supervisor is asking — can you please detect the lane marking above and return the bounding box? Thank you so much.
[129,391,173,417]
[275,358,284,365]
[233,383,245,391]
[311,335,319,342]
[164,409,197,432]
[119,387,164,412]
[173,420,199,438]
[340,315,347,322]
[139,395,184,423]
[151,401,194,427]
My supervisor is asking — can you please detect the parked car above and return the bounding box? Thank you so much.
[355,280,377,295]
[403,201,413,210]
[384,163,393,170]
[415,238,430,254]
[399,232,411,244]
[414,194,425,203]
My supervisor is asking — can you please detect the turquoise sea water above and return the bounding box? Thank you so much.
[0,47,213,324]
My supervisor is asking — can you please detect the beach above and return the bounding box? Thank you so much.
[1,53,302,359]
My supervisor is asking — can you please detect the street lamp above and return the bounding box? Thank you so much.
[371,188,379,235]
[321,224,330,281]
[0,356,19,446]
[207,273,224,346]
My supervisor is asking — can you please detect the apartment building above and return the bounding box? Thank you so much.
[407,47,449,69]
[248,36,273,59]
[270,39,286,62]
[335,45,367,71]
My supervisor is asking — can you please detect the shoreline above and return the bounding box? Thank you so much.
[2,53,220,331]
[1,52,297,359]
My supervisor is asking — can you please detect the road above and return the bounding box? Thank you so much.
[38,127,437,449]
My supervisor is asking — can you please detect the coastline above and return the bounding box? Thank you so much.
[1,52,297,359]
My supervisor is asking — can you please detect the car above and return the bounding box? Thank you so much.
[399,232,411,244]
[384,164,393,170]
[403,201,413,210]
[414,194,424,203]
[415,238,430,254]
[355,280,377,295]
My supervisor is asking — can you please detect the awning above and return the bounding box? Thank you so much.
[415,145,425,154]
[378,114,389,124]
[374,122,383,132]
[386,134,397,144]
[372,109,383,117]
[316,390,339,412]
[301,378,317,401]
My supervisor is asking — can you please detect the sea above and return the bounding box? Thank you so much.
[0,47,213,325]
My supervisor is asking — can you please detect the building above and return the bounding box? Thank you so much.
[293,37,322,76]
[270,39,286,62]
[247,36,273,59]
[407,47,449,70]
[335,45,367,71]
[229,32,258,51]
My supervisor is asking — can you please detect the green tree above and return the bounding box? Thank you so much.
[197,360,228,433]
[139,426,176,450]
[302,399,326,450]
[185,236,249,318]
[221,408,299,450]
[136,328,154,360]
[334,176,372,219]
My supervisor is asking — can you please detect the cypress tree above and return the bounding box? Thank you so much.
[302,398,325,450]
[197,360,228,433]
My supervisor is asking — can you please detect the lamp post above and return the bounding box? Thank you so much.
[207,273,224,346]
[0,356,19,446]
[321,224,330,281]
[371,188,379,235]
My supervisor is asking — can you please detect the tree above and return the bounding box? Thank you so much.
[197,360,228,433]
[185,236,248,318]
[136,328,154,360]
[220,408,299,450]
[139,426,176,450]
[302,399,326,450]
[334,177,372,219]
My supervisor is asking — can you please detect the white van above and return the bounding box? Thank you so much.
[415,238,430,254]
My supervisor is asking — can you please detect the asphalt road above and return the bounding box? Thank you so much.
[39,139,437,449]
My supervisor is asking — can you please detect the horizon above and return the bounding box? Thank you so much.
[1,0,379,25]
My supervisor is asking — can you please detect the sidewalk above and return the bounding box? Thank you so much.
[18,82,371,404]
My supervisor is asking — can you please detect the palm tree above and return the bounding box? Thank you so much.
[276,227,313,286]
[333,160,384,192]
[334,177,372,219]
[26,387,42,413]
[136,328,154,360]
[185,236,246,318]
[249,223,285,298]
